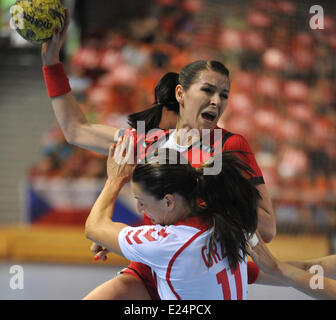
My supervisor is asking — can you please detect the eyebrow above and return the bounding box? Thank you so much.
[202,82,230,92]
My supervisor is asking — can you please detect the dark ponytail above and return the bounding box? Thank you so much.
[128,72,179,132]
[194,152,260,270]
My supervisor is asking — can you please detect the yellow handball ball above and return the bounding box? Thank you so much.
[10,0,65,44]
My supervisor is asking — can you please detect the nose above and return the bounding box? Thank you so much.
[210,93,221,106]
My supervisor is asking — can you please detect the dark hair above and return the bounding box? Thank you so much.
[127,72,179,132]
[179,60,230,90]
[131,149,259,270]
[127,60,230,131]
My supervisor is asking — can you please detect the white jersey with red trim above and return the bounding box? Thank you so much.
[118,217,248,300]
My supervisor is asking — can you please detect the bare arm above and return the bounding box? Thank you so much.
[85,178,127,255]
[286,255,336,280]
[276,263,336,299]
[85,137,135,255]
[42,9,119,155]
[51,93,119,155]
[256,184,276,243]
[254,269,290,287]
[226,134,276,243]
[248,235,336,299]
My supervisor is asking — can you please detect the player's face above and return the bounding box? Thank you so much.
[131,181,187,225]
[131,181,169,225]
[177,70,230,130]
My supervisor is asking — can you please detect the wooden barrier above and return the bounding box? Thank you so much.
[0,225,330,264]
[0,225,128,265]
[266,234,330,261]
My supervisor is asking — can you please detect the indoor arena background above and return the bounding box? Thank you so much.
[0,0,335,300]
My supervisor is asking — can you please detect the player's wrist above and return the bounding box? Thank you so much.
[106,177,127,187]
[42,58,61,66]
[42,62,71,98]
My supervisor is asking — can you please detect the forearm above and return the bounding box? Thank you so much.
[254,269,290,287]
[85,178,127,253]
[51,92,119,155]
[286,255,336,280]
[51,92,88,143]
[276,262,336,300]
[256,184,276,243]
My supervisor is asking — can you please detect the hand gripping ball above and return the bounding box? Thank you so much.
[10,0,65,44]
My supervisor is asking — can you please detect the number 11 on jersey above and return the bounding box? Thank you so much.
[216,266,243,300]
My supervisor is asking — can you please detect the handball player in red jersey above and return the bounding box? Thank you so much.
[41,11,275,299]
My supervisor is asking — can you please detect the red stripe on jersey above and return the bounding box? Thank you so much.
[232,265,243,300]
[183,128,231,167]
[143,228,156,242]
[153,271,158,290]
[166,229,208,300]
[143,214,153,225]
[216,269,231,300]
[174,216,210,231]
[125,230,133,245]
[158,228,170,238]
[133,229,143,244]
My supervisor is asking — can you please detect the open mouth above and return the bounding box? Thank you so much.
[201,111,217,122]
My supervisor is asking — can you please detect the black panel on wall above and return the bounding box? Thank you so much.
[74,0,154,39]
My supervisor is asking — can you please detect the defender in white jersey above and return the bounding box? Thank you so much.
[118,219,248,300]
[85,136,260,300]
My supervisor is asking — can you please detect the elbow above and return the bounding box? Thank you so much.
[85,217,107,243]
[84,223,92,241]
[267,209,277,243]
[260,222,277,243]
[62,122,86,146]
[262,228,276,243]
[257,211,277,243]
[64,133,74,146]
[63,127,78,146]
[85,219,96,242]
[257,203,276,243]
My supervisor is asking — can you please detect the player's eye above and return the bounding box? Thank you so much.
[201,87,213,94]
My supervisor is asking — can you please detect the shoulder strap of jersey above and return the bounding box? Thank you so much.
[186,128,234,155]
[145,129,172,146]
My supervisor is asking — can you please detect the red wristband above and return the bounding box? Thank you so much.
[247,261,260,284]
[42,62,71,98]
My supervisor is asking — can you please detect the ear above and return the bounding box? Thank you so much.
[175,84,184,106]
[164,194,175,211]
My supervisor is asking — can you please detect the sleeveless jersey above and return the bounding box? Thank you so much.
[119,127,264,184]
[119,127,264,225]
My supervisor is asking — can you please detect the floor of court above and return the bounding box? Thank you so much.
[0,262,313,300]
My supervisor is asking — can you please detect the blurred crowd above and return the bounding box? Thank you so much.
[29,0,336,230]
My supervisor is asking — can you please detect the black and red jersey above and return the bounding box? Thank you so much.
[119,126,264,226]
[119,126,264,184]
